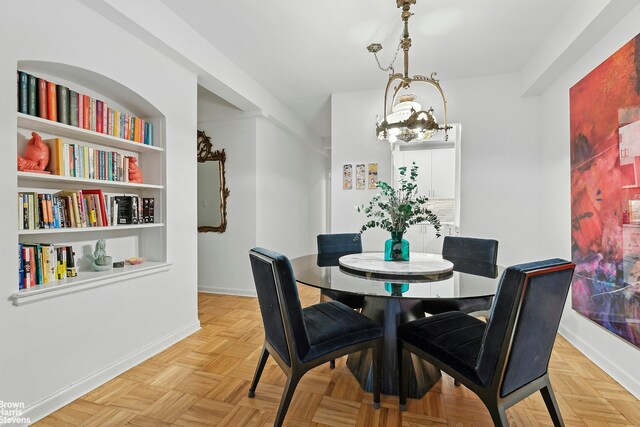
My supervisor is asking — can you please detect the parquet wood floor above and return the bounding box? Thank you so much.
[36,286,640,426]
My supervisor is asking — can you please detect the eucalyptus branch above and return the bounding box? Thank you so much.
[357,163,442,236]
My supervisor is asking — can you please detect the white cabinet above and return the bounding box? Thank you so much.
[395,147,456,199]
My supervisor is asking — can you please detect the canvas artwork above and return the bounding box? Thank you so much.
[569,33,640,347]
[343,164,352,190]
[356,164,366,190]
[368,163,378,189]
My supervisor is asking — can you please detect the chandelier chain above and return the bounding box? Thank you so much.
[373,40,402,73]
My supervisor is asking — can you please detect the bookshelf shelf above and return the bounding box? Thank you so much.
[17,171,164,190]
[10,261,173,306]
[19,223,164,235]
[17,113,163,153]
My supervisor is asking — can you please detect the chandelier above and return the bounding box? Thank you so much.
[368,0,451,145]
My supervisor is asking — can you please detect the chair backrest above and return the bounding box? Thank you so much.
[317,233,362,256]
[442,236,498,264]
[249,248,310,366]
[475,258,575,396]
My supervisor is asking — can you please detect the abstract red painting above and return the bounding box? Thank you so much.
[570,33,640,347]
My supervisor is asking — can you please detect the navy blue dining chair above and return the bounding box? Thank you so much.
[422,236,499,316]
[398,258,575,426]
[317,233,366,311]
[249,247,383,427]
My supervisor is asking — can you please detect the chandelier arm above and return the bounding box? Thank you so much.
[382,73,405,120]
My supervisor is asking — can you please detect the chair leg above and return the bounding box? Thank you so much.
[273,373,301,427]
[372,342,382,409]
[398,343,408,411]
[540,384,564,427]
[329,359,335,369]
[486,402,508,427]
[248,345,269,398]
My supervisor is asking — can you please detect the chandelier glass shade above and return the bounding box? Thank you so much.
[370,0,451,145]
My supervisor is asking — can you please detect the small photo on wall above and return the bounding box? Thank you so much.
[343,164,353,190]
[356,164,366,190]
[368,163,378,189]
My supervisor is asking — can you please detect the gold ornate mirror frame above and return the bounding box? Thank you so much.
[197,130,229,233]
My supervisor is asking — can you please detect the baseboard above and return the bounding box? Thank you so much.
[22,320,201,426]
[558,323,640,399]
[198,285,256,297]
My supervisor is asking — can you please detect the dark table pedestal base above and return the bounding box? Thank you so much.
[346,297,441,398]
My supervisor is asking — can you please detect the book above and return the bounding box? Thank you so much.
[47,81,57,121]
[44,138,64,175]
[18,243,24,289]
[78,93,84,129]
[108,108,114,136]
[55,246,67,280]
[56,85,70,125]
[83,95,90,129]
[115,196,132,224]
[22,246,32,288]
[102,102,108,135]
[18,71,28,114]
[90,98,96,131]
[69,90,79,127]
[66,246,77,277]
[37,78,48,119]
[96,100,103,133]
[22,243,42,285]
[27,74,37,116]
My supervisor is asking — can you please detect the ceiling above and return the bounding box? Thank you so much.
[161,0,575,138]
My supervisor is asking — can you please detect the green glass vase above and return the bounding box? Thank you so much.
[384,231,410,261]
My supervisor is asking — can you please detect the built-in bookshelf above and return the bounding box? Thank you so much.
[13,62,169,305]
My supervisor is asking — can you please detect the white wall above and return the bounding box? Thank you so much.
[331,73,545,265]
[0,0,199,421]
[197,116,257,296]
[197,104,328,296]
[539,3,640,399]
[256,119,328,257]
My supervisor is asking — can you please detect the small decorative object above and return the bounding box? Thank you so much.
[358,163,441,261]
[91,239,112,271]
[355,164,366,190]
[126,156,143,183]
[113,261,125,268]
[17,132,50,173]
[126,257,145,265]
[368,163,378,189]
[343,164,352,189]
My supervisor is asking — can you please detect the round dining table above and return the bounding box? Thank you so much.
[290,253,504,398]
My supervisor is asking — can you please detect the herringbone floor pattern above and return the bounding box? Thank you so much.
[36,286,640,426]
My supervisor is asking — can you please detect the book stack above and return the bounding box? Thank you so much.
[17,70,154,145]
[45,137,135,182]
[18,191,154,230]
[18,243,76,289]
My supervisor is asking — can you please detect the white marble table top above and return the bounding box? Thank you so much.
[338,252,454,276]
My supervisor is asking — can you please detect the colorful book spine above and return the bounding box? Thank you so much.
[56,85,70,125]
[18,243,24,289]
[69,90,79,127]
[78,93,84,128]
[27,74,37,116]
[37,78,48,119]
[18,71,28,114]
[47,82,57,122]
[90,98,96,131]
[83,95,90,129]
[102,102,108,135]
[95,100,103,133]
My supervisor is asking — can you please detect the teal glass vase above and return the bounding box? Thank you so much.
[384,231,410,261]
